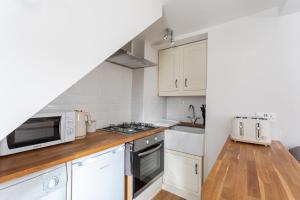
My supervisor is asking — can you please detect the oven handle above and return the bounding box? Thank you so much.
[137,144,162,157]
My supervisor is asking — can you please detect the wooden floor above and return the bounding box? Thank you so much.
[153,190,185,200]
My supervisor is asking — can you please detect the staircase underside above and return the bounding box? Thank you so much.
[0,0,162,140]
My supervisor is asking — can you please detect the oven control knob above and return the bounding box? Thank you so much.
[146,140,149,144]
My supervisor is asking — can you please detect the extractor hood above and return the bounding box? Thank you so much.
[106,39,157,69]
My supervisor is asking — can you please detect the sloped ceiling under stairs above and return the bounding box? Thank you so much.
[0,0,162,140]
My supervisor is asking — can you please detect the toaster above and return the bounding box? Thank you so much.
[231,117,272,146]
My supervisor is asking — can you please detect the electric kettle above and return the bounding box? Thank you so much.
[75,110,91,139]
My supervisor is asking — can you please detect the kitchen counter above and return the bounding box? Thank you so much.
[0,127,165,184]
[202,138,300,200]
[179,121,205,129]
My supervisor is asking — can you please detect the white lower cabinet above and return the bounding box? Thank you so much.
[163,149,202,200]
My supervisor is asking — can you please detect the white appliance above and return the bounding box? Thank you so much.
[74,110,91,139]
[125,132,164,199]
[0,164,67,200]
[71,145,125,200]
[0,112,76,156]
[231,117,272,146]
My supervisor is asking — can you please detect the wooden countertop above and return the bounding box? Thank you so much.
[179,121,205,129]
[202,138,300,200]
[0,127,165,184]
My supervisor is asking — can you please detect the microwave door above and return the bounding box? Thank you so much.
[7,117,62,149]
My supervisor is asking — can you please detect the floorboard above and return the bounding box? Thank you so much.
[152,190,185,200]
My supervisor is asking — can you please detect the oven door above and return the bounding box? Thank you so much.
[6,116,62,149]
[133,141,164,197]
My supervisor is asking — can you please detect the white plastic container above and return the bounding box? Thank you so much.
[87,120,97,133]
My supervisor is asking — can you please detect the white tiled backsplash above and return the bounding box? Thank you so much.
[131,68,145,122]
[143,67,166,122]
[39,60,204,128]
[131,67,167,122]
[166,96,206,123]
[40,62,133,128]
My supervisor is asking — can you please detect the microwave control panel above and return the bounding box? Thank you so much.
[65,112,76,142]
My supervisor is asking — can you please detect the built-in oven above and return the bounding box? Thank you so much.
[0,112,76,156]
[125,132,164,198]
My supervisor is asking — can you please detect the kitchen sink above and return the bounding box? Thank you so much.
[165,125,205,156]
[170,125,205,134]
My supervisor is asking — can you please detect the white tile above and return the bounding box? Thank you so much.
[166,96,206,121]
[40,61,133,127]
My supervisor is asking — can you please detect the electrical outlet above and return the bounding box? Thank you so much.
[255,112,277,121]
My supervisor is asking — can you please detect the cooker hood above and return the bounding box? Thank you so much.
[107,39,157,69]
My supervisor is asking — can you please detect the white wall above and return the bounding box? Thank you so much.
[166,97,206,122]
[132,41,166,122]
[143,67,167,121]
[0,0,162,140]
[277,11,300,147]
[204,8,280,177]
[131,67,166,122]
[131,68,145,121]
[143,41,166,121]
[41,62,132,128]
[43,40,165,127]
[280,0,300,15]
[179,8,300,178]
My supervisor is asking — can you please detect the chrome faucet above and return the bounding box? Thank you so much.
[188,105,199,124]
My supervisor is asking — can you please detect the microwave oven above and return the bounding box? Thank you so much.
[0,112,76,156]
[231,117,272,146]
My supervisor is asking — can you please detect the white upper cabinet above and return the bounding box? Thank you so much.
[182,41,207,92]
[158,40,207,96]
[158,48,181,92]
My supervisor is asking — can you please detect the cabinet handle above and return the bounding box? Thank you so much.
[256,123,261,140]
[195,163,198,174]
[185,78,188,87]
[175,79,178,88]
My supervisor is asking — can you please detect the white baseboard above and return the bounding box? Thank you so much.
[162,183,200,200]
[134,177,162,200]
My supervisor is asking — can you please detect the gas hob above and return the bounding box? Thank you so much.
[102,122,156,135]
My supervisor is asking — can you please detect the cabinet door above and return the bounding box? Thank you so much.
[164,149,201,195]
[158,48,180,92]
[72,146,124,200]
[182,40,207,91]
